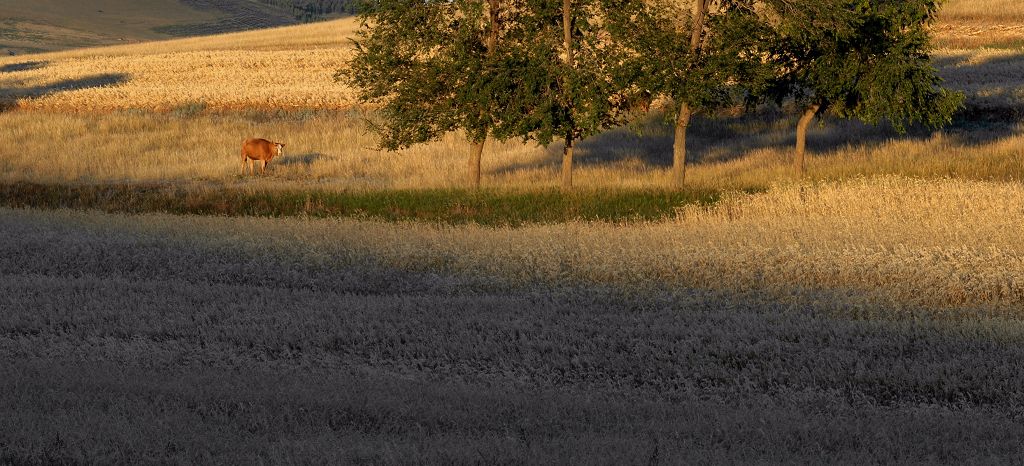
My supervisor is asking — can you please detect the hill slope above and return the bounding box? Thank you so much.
[0,0,301,55]
[0,0,1021,113]
[0,18,359,111]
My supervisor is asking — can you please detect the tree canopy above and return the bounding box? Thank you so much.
[341,0,965,187]
[751,0,964,174]
[605,0,774,187]
[341,0,639,189]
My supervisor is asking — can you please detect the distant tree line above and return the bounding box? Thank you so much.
[339,0,964,190]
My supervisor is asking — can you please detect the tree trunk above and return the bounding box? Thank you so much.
[563,0,573,65]
[468,141,484,190]
[560,0,575,190]
[488,0,499,51]
[562,132,574,190]
[673,102,693,188]
[795,104,820,178]
[689,0,710,52]
[669,0,709,189]
[465,0,500,190]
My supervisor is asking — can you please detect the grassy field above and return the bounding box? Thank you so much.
[936,0,1024,48]
[3,1,1024,463]
[6,179,1024,462]
[0,15,1020,194]
[0,182,722,225]
[0,108,1022,193]
[0,20,357,112]
[0,0,302,55]
[1,15,1022,112]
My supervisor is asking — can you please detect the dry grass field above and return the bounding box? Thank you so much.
[0,14,1021,113]
[6,178,1024,462]
[0,20,357,112]
[936,0,1024,48]
[1,108,1023,191]
[4,1,1024,463]
[0,0,300,55]
[0,15,1021,192]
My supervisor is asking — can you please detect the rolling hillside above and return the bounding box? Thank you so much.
[0,0,306,55]
[0,18,359,111]
[2,0,1020,55]
[1,10,1021,114]
[5,2,1024,463]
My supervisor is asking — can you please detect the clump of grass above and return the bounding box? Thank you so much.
[171,101,208,118]
[0,182,722,226]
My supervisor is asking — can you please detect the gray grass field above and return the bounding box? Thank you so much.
[4,1,1024,463]
[3,208,1024,463]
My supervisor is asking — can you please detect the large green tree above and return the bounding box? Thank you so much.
[339,0,514,189]
[754,0,964,176]
[482,0,639,189]
[607,0,765,188]
[341,0,634,190]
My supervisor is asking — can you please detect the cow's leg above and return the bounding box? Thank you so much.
[261,160,267,174]
[241,156,247,175]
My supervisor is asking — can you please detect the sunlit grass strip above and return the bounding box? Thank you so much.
[0,182,722,226]
[4,177,1024,314]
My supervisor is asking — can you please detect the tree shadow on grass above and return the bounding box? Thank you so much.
[0,61,48,73]
[491,111,952,175]
[0,73,129,111]
[492,49,1024,176]
[276,152,326,167]
[493,102,1022,177]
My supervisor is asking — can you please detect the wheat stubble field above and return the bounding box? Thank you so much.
[4,2,1024,464]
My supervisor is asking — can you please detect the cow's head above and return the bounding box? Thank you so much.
[276,143,286,157]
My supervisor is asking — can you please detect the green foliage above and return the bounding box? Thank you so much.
[337,0,501,149]
[755,0,965,132]
[605,0,770,119]
[488,0,640,145]
[339,0,640,153]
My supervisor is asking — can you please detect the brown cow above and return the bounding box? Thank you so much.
[241,138,286,175]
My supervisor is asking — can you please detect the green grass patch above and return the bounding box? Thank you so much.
[0,182,725,225]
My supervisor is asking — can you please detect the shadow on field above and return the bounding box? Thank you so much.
[934,50,1024,77]
[277,152,326,167]
[0,61,48,73]
[493,112,945,174]
[7,209,1024,462]
[0,73,129,112]
[492,51,1024,175]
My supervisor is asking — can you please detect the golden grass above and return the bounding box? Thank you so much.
[5,176,1020,315]
[0,2,1019,192]
[0,0,222,54]
[934,0,1024,48]
[9,199,1024,463]
[940,0,1024,23]
[0,11,1020,114]
[0,19,358,111]
[2,110,1023,191]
